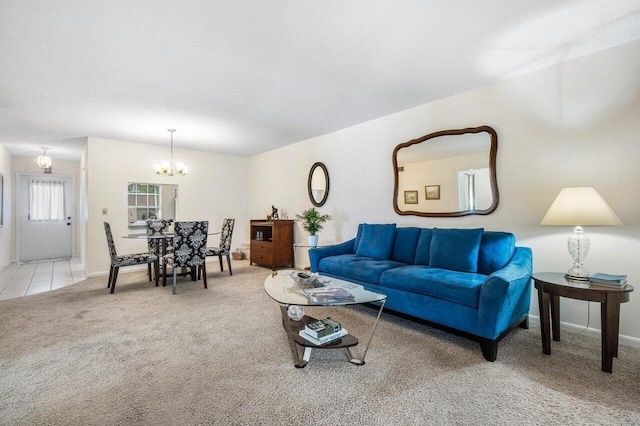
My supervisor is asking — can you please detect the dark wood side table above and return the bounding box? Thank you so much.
[533,272,633,373]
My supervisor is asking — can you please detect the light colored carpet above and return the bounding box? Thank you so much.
[1,262,639,425]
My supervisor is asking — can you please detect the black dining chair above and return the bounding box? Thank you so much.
[104,222,159,293]
[163,221,209,294]
[205,218,235,276]
[146,219,173,282]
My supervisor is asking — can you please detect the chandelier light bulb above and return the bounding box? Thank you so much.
[36,147,52,169]
[156,129,187,176]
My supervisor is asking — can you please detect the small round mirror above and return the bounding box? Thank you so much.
[308,162,329,207]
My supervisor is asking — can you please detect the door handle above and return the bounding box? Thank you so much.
[67,222,71,226]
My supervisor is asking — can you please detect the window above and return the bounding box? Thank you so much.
[127,182,178,227]
[127,183,160,225]
[29,179,65,221]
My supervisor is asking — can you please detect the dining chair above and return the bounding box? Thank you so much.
[205,218,235,276]
[163,221,209,294]
[146,219,173,281]
[104,222,159,293]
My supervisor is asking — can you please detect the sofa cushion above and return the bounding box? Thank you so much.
[478,232,516,275]
[429,228,484,273]
[353,224,366,253]
[318,254,405,284]
[380,265,487,308]
[413,228,434,265]
[391,227,421,264]
[355,224,397,260]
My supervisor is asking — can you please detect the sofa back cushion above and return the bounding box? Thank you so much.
[353,223,366,253]
[355,224,397,260]
[390,227,421,264]
[429,228,484,273]
[413,228,434,265]
[478,231,516,275]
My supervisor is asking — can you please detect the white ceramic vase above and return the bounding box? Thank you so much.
[308,235,319,247]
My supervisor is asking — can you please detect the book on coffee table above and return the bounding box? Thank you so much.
[301,287,355,303]
[304,317,342,338]
[299,328,348,345]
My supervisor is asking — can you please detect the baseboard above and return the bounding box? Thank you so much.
[87,265,148,278]
[528,314,640,349]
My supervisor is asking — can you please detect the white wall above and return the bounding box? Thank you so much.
[79,142,89,265]
[249,40,640,341]
[85,137,250,276]
[0,143,12,269]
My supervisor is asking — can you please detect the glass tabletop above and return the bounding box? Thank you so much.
[264,269,387,306]
[123,233,172,239]
[122,231,221,239]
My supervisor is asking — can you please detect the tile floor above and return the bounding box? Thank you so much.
[0,258,87,301]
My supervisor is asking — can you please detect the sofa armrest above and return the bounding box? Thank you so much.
[309,239,356,272]
[477,247,533,338]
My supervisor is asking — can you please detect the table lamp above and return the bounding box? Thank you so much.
[540,187,622,281]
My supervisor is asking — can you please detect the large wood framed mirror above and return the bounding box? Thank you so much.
[308,162,329,207]
[393,126,498,217]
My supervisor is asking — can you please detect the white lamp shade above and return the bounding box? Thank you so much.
[540,187,622,226]
[37,153,52,168]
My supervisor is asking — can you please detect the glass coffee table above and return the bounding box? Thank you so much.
[264,270,387,368]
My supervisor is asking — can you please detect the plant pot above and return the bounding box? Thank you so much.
[308,235,319,247]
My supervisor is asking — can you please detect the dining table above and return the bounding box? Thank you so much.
[122,231,221,279]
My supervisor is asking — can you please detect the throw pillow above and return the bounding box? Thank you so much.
[355,224,397,260]
[413,228,434,265]
[391,227,421,264]
[477,231,516,275]
[429,228,484,273]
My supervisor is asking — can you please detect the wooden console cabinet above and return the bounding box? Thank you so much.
[250,220,294,270]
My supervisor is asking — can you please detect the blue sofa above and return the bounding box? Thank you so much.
[309,224,533,361]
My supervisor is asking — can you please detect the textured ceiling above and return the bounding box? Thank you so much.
[1,1,639,161]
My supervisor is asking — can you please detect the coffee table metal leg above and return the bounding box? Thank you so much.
[289,341,308,369]
[279,305,309,368]
[348,299,386,365]
[343,347,355,361]
[302,347,312,363]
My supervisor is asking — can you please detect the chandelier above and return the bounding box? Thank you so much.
[36,147,52,169]
[155,129,187,176]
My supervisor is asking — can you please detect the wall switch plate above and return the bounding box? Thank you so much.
[102,208,108,215]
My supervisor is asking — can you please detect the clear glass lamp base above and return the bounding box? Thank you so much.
[565,226,590,281]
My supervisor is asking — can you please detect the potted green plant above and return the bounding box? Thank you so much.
[295,207,332,246]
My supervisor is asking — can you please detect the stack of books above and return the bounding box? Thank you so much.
[301,287,355,304]
[589,273,628,288]
[299,317,348,345]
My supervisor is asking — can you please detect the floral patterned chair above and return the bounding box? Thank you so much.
[104,222,159,293]
[146,219,173,282]
[162,221,209,294]
[205,218,235,276]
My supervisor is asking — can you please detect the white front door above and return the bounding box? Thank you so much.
[17,174,75,261]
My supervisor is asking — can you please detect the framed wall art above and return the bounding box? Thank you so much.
[404,190,418,204]
[425,185,440,200]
